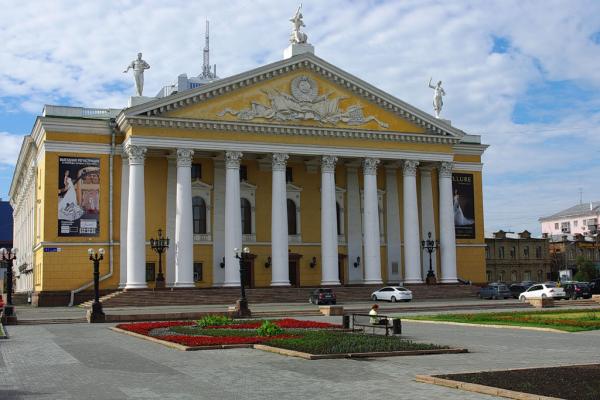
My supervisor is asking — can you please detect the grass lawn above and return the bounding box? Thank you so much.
[404,309,600,332]
[0,324,4,337]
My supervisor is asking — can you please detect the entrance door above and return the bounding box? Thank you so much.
[288,253,303,287]
[338,254,347,285]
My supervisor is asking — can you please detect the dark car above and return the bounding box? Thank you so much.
[563,282,592,300]
[309,288,336,305]
[509,283,534,299]
[479,283,511,299]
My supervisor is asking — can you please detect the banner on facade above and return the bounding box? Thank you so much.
[58,157,100,236]
[452,173,475,239]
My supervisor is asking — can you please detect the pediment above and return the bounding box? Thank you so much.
[240,180,257,190]
[191,179,213,190]
[124,53,465,138]
[287,182,303,192]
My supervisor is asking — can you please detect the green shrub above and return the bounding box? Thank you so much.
[196,314,233,328]
[257,320,284,336]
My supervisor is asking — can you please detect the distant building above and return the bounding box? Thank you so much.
[539,201,600,236]
[548,233,600,274]
[485,230,551,283]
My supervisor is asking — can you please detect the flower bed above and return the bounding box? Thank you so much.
[159,333,296,347]
[116,321,195,335]
[204,318,342,330]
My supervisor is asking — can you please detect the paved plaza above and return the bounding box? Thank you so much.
[2,310,600,399]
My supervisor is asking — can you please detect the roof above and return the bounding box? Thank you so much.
[539,201,600,221]
[0,201,13,243]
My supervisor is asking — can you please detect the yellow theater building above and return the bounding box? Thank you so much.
[9,19,487,306]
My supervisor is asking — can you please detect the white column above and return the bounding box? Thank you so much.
[223,151,243,287]
[420,166,437,279]
[402,160,422,283]
[346,165,363,284]
[385,165,402,284]
[174,149,195,287]
[439,162,458,283]
[271,153,290,286]
[125,144,147,289]
[165,156,177,287]
[212,159,226,286]
[118,152,129,289]
[362,158,383,284]
[320,155,340,285]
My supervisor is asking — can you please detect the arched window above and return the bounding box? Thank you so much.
[287,199,297,235]
[192,196,206,234]
[336,202,342,236]
[241,198,252,235]
[537,269,544,282]
[511,270,517,282]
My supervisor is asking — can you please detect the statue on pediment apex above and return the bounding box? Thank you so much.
[289,4,308,44]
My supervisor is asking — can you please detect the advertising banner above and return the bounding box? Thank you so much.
[58,157,100,236]
[452,173,475,239]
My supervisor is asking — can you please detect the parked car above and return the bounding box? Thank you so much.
[309,288,336,305]
[590,278,600,295]
[519,283,566,302]
[509,282,534,299]
[370,286,413,302]
[478,283,511,299]
[562,282,592,300]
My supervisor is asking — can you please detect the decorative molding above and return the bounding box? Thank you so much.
[218,75,388,129]
[225,151,243,168]
[453,162,483,172]
[439,161,453,178]
[176,148,194,167]
[362,158,380,175]
[42,141,112,155]
[271,153,289,171]
[402,160,419,177]
[321,155,338,173]
[125,144,147,165]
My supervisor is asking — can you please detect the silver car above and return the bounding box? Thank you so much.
[371,286,413,302]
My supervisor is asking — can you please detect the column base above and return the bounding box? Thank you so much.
[363,279,383,285]
[117,283,126,289]
[270,281,291,287]
[320,280,341,286]
[173,282,195,288]
[439,278,458,283]
[124,282,148,289]
[404,278,424,284]
[222,282,241,287]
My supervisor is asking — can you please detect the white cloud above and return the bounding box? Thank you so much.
[0,132,25,166]
[0,0,599,233]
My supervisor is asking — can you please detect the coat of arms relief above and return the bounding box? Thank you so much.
[218,76,389,128]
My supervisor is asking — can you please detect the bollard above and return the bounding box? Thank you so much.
[343,315,350,329]
[392,318,402,335]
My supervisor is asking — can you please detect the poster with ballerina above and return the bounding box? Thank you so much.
[452,173,476,239]
[58,157,100,236]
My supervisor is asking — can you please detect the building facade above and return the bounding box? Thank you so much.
[540,202,600,236]
[549,234,600,273]
[9,36,488,306]
[485,230,551,283]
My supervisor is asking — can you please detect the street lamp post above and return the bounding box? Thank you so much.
[150,229,169,289]
[87,248,106,323]
[233,247,252,318]
[421,232,439,285]
[0,247,17,324]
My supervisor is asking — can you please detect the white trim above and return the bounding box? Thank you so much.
[36,117,112,135]
[456,243,486,247]
[453,143,488,156]
[126,136,455,162]
[453,162,484,172]
[41,141,113,154]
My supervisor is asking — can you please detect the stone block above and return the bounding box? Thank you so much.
[528,297,554,308]
[319,305,344,316]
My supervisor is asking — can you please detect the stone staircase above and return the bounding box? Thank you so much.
[78,284,481,308]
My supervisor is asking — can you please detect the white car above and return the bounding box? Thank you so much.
[518,283,566,302]
[371,286,413,303]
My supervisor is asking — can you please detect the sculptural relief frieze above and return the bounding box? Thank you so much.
[218,76,389,129]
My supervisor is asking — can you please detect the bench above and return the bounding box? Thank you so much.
[351,313,401,336]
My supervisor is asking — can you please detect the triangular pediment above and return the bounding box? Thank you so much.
[123,53,465,138]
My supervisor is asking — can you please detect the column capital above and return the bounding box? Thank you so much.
[439,161,454,178]
[125,144,147,165]
[362,158,380,175]
[321,155,338,173]
[176,148,194,167]
[271,153,289,171]
[225,151,243,169]
[402,160,419,177]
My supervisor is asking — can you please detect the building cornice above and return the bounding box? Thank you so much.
[453,143,489,156]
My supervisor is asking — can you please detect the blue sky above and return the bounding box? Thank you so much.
[1,0,599,236]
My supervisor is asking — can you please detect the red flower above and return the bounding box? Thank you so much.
[205,318,342,330]
[159,334,297,346]
[116,321,195,335]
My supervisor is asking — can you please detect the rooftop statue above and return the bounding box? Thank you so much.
[289,4,308,44]
[123,53,151,97]
[428,77,445,118]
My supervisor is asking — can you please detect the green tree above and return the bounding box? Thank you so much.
[574,256,598,282]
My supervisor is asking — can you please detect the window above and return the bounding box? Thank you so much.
[285,167,293,183]
[193,262,203,282]
[498,270,505,282]
[511,270,518,282]
[537,270,543,282]
[498,246,505,259]
[574,220,578,227]
[561,222,570,233]
[145,263,156,282]
[241,198,252,234]
[192,196,207,234]
[510,246,516,259]
[554,223,559,229]
[536,246,542,259]
[485,247,490,259]
[239,165,248,181]
[336,202,342,236]
[287,199,297,235]
[486,271,492,282]
[523,246,529,258]
[191,163,202,181]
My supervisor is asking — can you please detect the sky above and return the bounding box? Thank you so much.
[0,0,599,236]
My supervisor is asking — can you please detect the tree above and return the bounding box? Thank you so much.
[573,256,598,282]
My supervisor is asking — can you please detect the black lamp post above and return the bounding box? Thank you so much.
[150,229,169,289]
[87,248,106,323]
[0,247,17,323]
[233,247,251,317]
[421,232,439,285]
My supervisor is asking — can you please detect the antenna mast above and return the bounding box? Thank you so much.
[202,20,211,78]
